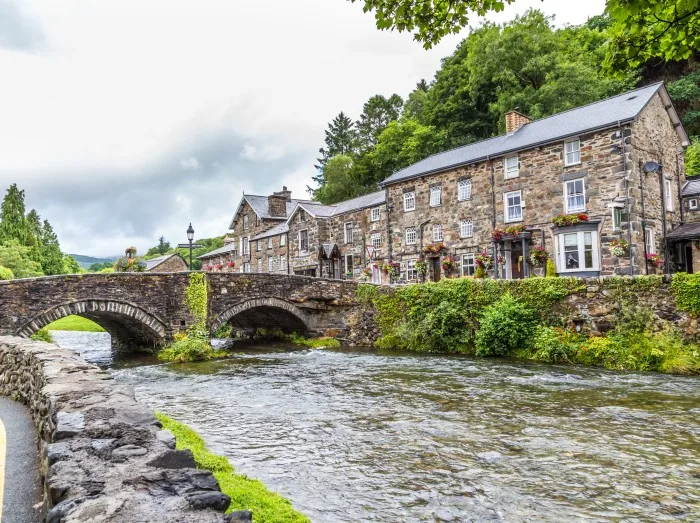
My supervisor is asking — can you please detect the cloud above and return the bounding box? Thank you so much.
[0,0,44,51]
[239,143,285,162]
[180,157,200,170]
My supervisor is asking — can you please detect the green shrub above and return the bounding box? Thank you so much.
[31,328,53,343]
[615,304,655,336]
[213,322,233,339]
[156,412,309,521]
[545,259,557,277]
[475,294,538,357]
[407,301,474,353]
[530,325,580,363]
[671,272,700,316]
[475,265,486,279]
[158,336,227,363]
[289,334,341,349]
[0,265,13,280]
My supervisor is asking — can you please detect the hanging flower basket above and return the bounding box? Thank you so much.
[203,264,212,271]
[646,253,663,268]
[441,255,456,272]
[415,259,428,275]
[475,251,493,270]
[492,225,526,241]
[529,245,548,266]
[552,213,589,227]
[422,242,446,256]
[360,268,372,281]
[227,261,235,268]
[609,239,628,257]
[496,255,506,267]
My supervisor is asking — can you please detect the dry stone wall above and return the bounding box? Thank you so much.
[0,336,230,522]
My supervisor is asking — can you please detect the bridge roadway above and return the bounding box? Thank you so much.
[0,272,362,352]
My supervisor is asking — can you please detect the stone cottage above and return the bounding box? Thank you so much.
[667,174,700,273]
[144,252,188,272]
[379,82,690,281]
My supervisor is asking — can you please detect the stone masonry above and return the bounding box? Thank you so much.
[0,336,230,522]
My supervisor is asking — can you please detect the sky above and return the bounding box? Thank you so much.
[0,0,606,257]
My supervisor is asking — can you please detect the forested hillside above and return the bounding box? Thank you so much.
[312,9,700,204]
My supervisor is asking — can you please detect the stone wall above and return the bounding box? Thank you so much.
[0,336,230,522]
[148,254,189,273]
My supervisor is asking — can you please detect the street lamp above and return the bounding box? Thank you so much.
[178,223,202,270]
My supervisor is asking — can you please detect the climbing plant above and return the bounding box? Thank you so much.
[184,272,208,338]
[671,272,700,317]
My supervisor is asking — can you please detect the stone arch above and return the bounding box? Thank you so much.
[210,297,312,335]
[16,299,168,351]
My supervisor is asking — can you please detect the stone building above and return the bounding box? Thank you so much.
[667,174,700,273]
[379,82,690,281]
[144,252,188,272]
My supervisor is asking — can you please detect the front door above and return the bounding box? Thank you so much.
[685,244,694,273]
[510,243,525,279]
[431,257,441,282]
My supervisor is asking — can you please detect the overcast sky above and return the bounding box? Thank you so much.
[0,0,605,257]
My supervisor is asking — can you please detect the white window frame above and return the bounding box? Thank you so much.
[280,234,287,246]
[504,155,519,179]
[645,227,656,255]
[461,253,476,276]
[267,237,273,249]
[504,190,523,223]
[564,178,586,213]
[371,233,381,250]
[565,139,581,166]
[404,191,416,212]
[280,256,287,273]
[405,227,417,245]
[612,206,623,231]
[344,222,353,244]
[371,207,381,222]
[267,257,274,272]
[344,254,354,277]
[460,219,473,238]
[240,237,249,256]
[243,215,249,230]
[256,215,261,226]
[257,239,262,251]
[556,230,599,273]
[689,198,699,210]
[433,224,443,242]
[664,178,674,211]
[430,186,442,207]
[299,229,309,253]
[458,179,472,201]
[257,258,262,273]
[406,259,418,281]
[243,262,250,273]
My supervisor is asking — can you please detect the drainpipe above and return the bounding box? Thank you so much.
[639,160,648,275]
[618,121,634,276]
[659,168,669,274]
[385,188,392,264]
[489,156,499,279]
[677,151,685,223]
[418,219,430,283]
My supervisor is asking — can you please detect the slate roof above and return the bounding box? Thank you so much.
[286,190,386,222]
[197,243,237,259]
[682,176,700,197]
[229,195,313,229]
[666,222,700,240]
[381,83,689,187]
[250,221,290,241]
[145,253,184,271]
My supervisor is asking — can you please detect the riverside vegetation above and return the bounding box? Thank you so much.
[156,412,308,522]
[357,274,700,375]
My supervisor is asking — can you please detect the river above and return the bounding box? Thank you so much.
[50,330,700,522]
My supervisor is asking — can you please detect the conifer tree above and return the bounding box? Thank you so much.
[40,219,65,275]
[0,184,30,246]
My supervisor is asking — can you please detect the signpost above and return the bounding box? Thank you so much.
[178,223,203,269]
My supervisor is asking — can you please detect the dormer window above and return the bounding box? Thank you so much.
[299,210,306,222]
[243,215,249,230]
[565,139,581,166]
[504,155,519,179]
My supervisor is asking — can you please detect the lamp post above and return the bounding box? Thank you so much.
[178,223,202,270]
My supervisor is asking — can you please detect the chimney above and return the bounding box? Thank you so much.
[268,186,291,217]
[505,109,531,134]
[223,235,235,245]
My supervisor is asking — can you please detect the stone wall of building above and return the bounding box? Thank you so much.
[149,254,188,273]
[0,336,229,522]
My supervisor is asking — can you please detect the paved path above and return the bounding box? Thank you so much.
[0,397,42,523]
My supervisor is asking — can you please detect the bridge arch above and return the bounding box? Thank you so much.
[16,299,168,352]
[210,297,312,335]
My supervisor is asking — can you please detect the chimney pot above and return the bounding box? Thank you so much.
[505,110,532,134]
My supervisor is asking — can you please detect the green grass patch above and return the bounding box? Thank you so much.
[158,335,229,363]
[155,412,309,522]
[289,334,341,349]
[31,328,53,343]
[45,315,105,332]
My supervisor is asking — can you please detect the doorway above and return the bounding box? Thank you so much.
[510,243,524,279]
[431,257,441,282]
[685,244,694,273]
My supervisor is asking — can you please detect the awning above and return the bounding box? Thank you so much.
[666,222,700,241]
[318,243,340,260]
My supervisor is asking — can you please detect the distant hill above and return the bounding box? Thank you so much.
[70,254,119,269]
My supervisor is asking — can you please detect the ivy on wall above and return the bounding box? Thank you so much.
[671,273,700,317]
[184,272,208,337]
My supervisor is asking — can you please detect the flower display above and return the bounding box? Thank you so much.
[215,263,223,270]
[441,255,455,272]
[552,213,589,227]
[475,251,493,270]
[529,245,548,266]
[492,225,525,241]
[609,239,628,257]
[227,261,235,268]
[422,242,446,255]
[646,253,663,268]
[415,259,428,275]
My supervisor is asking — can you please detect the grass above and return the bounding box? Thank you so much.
[31,328,53,343]
[289,334,341,349]
[155,412,309,522]
[45,315,105,332]
[158,335,229,363]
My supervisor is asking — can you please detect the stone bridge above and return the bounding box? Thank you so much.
[0,272,366,351]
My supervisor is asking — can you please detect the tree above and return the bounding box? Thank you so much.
[311,155,364,204]
[0,184,30,246]
[41,220,66,275]
[146,236,171,257]
[686,139,700,175]
[62,255,82,275]
[0,240,43,278]
[25,209,44,265]
[315,112,357,171]
[356,94,404,151]
[668,70,700,136]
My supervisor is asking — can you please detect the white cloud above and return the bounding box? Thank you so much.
[0,0,606,256]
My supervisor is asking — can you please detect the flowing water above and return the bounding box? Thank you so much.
[51,331,700,522]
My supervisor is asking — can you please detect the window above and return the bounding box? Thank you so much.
[344,255,354,278]
[299,230,309,252]
[371,233,381,250]
[460,219,473,238]
[243,262,250,273]
[690,199,699,210]
[405,227,417,245]
[280,256,287,272]
[565,179,586,213]
[280,234,287,246]
[645,227,655,255]
[299,210,306,222]
[243,215,249,230]
[267,237,273,249]
[240,237,249,256]
[565,139,581,166]
[458,179,472,201]
[267,257,274,272]
[344,222,353,244]
[256,215,261,226]
[665,179,674,211]
[256,259,262,273]
[406,259,418,281]
[433,224,443,242]
[371,207,381,222]
[430,186,441,207]
[556,231,598,272]
[504,155,519,179]
[504,191,522,222]
[461,253,476,276]
[257,239,262,251]
[613,207,623,231]
[404,191,415,211]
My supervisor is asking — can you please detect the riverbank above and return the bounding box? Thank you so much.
[357,274,700,375]
[156,413,308,523]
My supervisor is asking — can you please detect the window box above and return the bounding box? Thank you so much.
[552,213,589,227]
